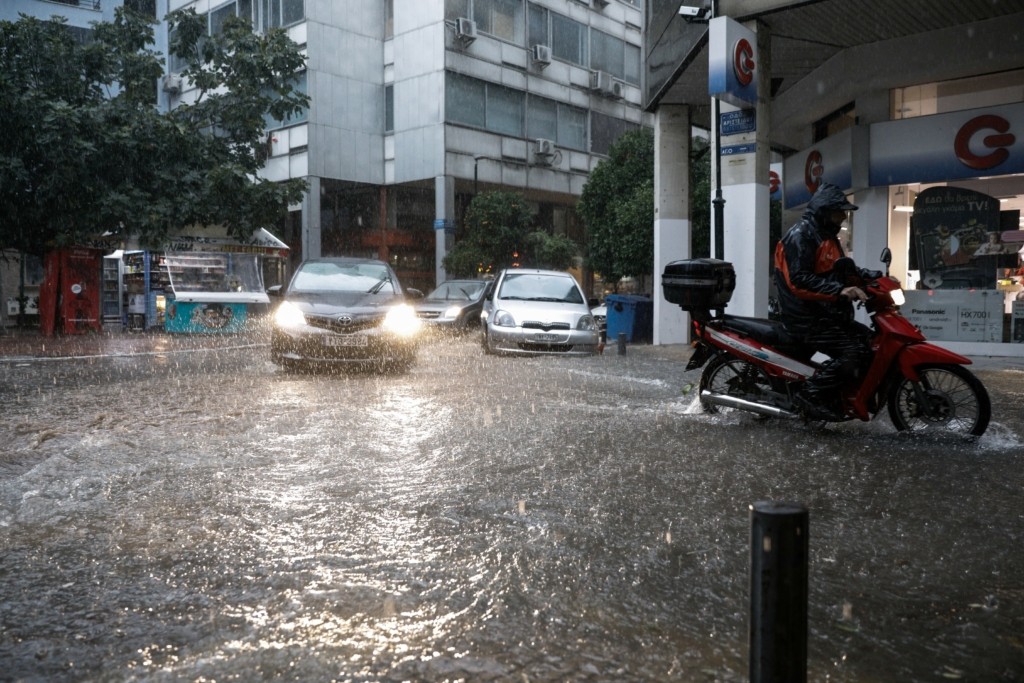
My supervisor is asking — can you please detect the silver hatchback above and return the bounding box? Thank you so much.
[480,269,600,356]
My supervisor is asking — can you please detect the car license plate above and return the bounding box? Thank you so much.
[534,333,560,342]
[324,334,368,347]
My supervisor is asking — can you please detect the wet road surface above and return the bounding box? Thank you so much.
[1,334,1022,681]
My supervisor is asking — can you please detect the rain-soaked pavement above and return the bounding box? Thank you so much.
[1,330,1022,682]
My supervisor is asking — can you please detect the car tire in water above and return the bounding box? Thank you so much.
[887,364,991,437]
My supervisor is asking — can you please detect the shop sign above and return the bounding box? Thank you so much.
[769,163,783,201]
[870,101,1024,186]
[782,126,868,208]
[902,290,1003,342]
[708,17,757,107]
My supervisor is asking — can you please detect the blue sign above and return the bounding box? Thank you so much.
[433,219,454,231]
[721,143,756,156]
[721,109,756,136]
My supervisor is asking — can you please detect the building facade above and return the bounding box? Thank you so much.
[163,0,648,294]
[646,0,1024,355]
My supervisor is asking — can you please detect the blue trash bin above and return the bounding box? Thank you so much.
[605,294,653,343]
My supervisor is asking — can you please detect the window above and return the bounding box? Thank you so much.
[551,13,587,67]
[446,0,524,43]
[591,29,640,85]
[528,96,587,151]
[385,85,394,133]
[446,73,527,138]
[263,70,308,130]
[385,0,394,38]
[591,112,638,155]
[210,2,236,36]
[527,3,547,46]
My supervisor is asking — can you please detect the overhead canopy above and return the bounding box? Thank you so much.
[163,225,289,257]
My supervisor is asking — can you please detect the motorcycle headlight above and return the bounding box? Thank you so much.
[273,301,307,329]
[383,304,422,337]
[890,288,906,307]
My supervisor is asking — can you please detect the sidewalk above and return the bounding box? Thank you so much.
[0,326,268,361]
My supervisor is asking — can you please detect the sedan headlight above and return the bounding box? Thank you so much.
[443,305,463,320]
[273,301,307,329]
[383,304,422,337]
[577,314,597,331]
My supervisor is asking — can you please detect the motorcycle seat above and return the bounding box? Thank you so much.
[719,315,804,350]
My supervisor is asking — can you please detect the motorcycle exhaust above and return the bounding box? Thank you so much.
[700,390,799,419]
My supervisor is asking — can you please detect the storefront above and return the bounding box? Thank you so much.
[122,226,289,333]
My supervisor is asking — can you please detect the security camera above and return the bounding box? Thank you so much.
[678,4,709,18]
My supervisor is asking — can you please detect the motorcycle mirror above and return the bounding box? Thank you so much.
[880,247,892,276]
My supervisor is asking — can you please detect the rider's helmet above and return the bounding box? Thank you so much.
[807,182,858,235]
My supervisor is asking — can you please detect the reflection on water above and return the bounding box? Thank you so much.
[0,342,1021,681]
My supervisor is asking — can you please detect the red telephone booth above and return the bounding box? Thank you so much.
[38,247,103,336]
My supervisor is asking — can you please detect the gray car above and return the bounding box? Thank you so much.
[480,268,600,356]
[269,257,423,370]
[414,279,488,333]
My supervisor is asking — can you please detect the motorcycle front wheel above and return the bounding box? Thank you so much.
[887,364,991,437]
[699,353,775,415]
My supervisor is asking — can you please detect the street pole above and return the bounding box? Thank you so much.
[749,501,809,683]
[711,0,725,262]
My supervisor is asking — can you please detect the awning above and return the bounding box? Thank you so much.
[163,225,289,257]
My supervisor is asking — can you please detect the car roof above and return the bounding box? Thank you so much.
[499,268,573,278]
[299,257,389,267]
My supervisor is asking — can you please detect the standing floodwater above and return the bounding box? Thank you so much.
[1,337,1022,681]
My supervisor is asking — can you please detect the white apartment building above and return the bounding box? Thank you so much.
[162,0,649,293]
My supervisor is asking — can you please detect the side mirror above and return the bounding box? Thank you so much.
[880,247,892,276]
[405,287,424,300]
[267,285,283,297]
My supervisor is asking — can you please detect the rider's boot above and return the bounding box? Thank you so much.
[793,385,843,421]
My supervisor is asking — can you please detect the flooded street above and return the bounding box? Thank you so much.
[1,336,1022,682]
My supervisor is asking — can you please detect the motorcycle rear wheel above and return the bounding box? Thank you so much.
[887,364,991,437]
[699,353,775,415]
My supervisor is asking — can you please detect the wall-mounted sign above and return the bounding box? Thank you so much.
[708,17,757,108]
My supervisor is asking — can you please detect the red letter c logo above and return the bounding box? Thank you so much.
[804,151,823,194]
[954,115,1015,171]
[733,38,755,87]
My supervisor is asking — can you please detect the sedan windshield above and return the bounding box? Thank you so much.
[425,281,486,301]
[498,273,583,303]
[291,262,395,294]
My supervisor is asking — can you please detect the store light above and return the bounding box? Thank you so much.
[894,206,914,213]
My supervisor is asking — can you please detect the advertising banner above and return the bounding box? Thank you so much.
[902,289,1003,342]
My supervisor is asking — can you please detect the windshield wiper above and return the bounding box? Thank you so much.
[527,296,565,302]
[367,277,390,294]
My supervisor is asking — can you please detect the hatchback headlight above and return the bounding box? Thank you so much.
[577,314,597,331]
[383,304,422,337]
[274,301,307,329]
[493,309,516,328]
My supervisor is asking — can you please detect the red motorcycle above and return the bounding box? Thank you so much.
[662,249,991,437]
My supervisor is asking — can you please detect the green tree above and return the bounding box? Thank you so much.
[577,128,654,286]
[443,190,578,277]
[0,8,308,256]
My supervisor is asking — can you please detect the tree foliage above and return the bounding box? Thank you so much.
[577,128,655,285]
[443,190,577,277]
[0,8,308,256]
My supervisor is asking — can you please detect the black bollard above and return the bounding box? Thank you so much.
[749,501,808,683]
[617,332,627,355]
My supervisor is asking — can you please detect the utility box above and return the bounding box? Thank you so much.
[605,294,653,343]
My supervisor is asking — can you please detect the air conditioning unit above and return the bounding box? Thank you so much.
[455,17,477,44]
[589,70,623,98]
[593,0,610,8]
[162,73,182,95]
[534,138,556,165]
[531,44,552,67]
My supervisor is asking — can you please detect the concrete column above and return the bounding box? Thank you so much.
[435,175,455,287]
[303,176,321,259]
[653,104,691,345]
[711,21,772,318]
